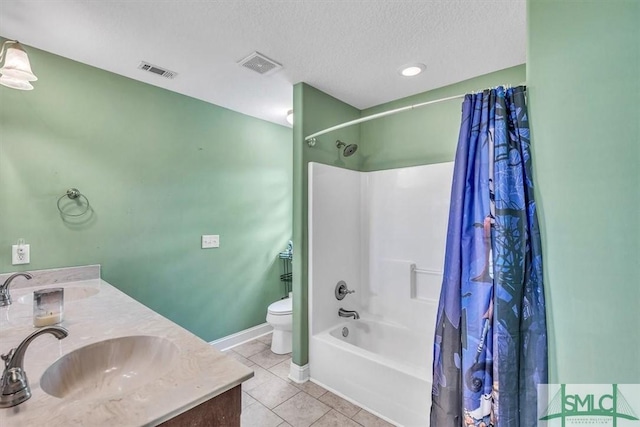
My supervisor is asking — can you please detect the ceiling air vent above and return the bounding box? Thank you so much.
[138,61,177,79]
[237,52,282,75]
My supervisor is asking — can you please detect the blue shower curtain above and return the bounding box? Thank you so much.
[431,86,547,427]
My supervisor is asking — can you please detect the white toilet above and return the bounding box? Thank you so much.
[266,296,293,354]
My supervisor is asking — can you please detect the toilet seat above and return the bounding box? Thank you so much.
[268,298,292,316]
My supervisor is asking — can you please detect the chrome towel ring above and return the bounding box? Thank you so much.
[56,188,91,217]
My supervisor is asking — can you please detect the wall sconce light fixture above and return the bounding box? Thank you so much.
[0,40,38,91]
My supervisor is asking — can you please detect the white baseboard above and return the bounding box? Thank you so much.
[288,362,310,383]
[209,323,273,351]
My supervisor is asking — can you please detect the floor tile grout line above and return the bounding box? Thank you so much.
[244,378,297,406]
[271,389,332,425]
[271,389,303,411]
[317,391,364,420]
[350,408,362,419]
[349,408,373,425]
[307,409,366,427]
[298,386,327,399]
[223,348,258,368]
[234,343,271,358]
[241,399,285,426]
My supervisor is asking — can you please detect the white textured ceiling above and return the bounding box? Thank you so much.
[0,1,526,127]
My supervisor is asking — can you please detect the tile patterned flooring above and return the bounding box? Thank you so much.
[224,334,395,427]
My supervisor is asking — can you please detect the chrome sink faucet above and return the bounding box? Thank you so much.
[0,272,33,307]
[338,308,360,320]
[0,326,69,408]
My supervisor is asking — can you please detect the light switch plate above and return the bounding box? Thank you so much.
[12,244,30,265]
[202,235,219,249]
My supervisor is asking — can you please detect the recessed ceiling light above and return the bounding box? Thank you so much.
[399,63,426,77]
[286,110,293,125]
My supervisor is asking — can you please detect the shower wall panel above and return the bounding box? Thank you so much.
[309,162,453,337]
[308,163,362,335]
[364,162,453,333]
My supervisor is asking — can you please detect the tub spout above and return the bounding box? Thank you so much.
[338,308,360,320]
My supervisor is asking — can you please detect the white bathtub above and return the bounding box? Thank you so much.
[309,319,432,426]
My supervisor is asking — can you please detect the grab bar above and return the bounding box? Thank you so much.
[410,264,442,275]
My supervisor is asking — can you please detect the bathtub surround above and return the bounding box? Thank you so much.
[292,66,526,369]
[308,162,453,425]
[0,41,292,342]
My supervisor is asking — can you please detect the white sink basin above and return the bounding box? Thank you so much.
[40,336,179,399]
[17,286,99,304]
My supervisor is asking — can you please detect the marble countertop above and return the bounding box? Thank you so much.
[0,266,253,426]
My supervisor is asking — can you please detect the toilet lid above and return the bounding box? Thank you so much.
[268,298,292,315]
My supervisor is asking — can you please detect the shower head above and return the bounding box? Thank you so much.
[336,140,358,157]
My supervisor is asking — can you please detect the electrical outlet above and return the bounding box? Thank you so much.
[201,235,220,249]
[12,244,30,265]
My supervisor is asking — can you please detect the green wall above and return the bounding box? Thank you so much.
[0,43,292,342]
[528,0,640,382]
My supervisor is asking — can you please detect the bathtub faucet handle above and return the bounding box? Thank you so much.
[335,281,355,300]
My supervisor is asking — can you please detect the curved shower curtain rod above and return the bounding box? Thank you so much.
[305,82,526,145]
